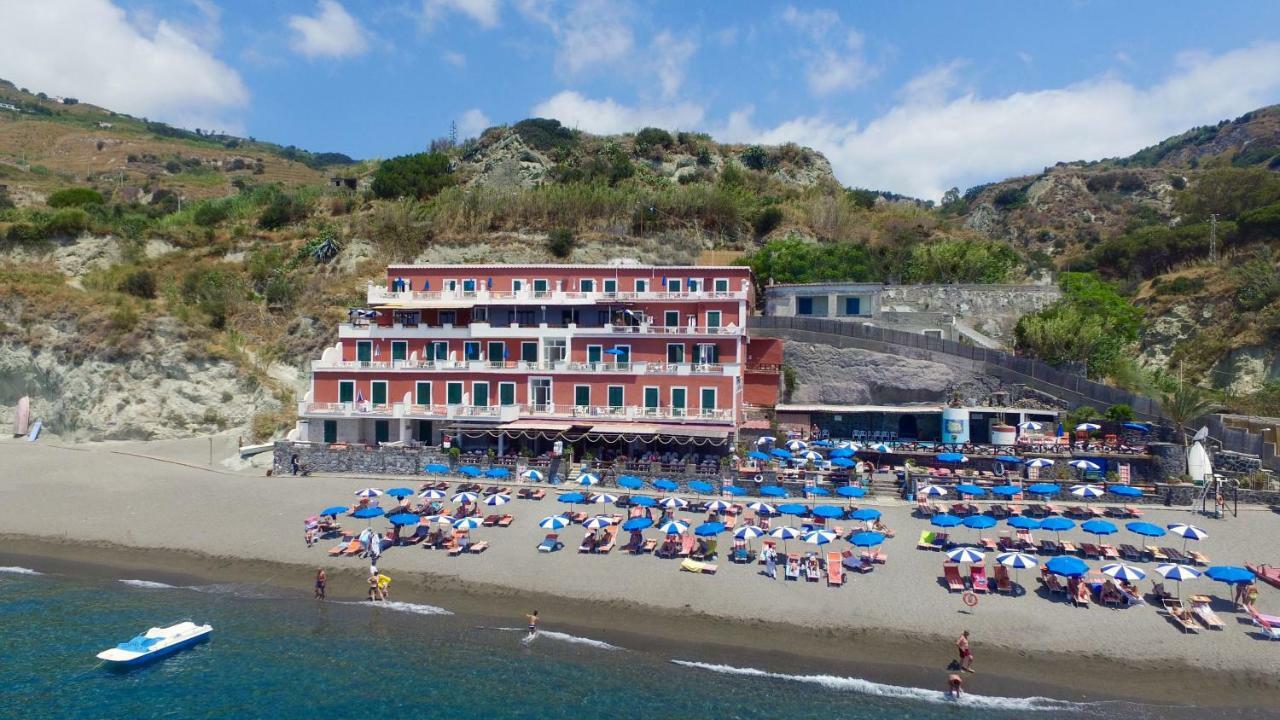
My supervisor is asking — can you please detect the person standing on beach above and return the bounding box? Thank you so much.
[314,568,327,600]
[956,630,974,673]
[765,545,777,579]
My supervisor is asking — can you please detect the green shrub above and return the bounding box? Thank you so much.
[181,267,242,328]
[193,201,230,227]
[47,187,104,208]
[1154,275,1205,296]
[5,222,43,243]
[1104,404,1134,422]
[370,152,454,200]
[118,269,157,299]
[753,206,784,238]
[1235,259,1280,311]
[547,228,575,258]
[512,118,577,153]
[992,186,1027,208]
[635,127,674,152]
[43,208,91,238]
[740,145,769,171]
[1015,272,1142,378]
[257,195,311,230]
[903,238,1018,284]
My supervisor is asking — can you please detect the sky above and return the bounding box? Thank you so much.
[3,1,1280,199]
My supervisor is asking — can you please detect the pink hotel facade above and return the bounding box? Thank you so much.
[294,262,782,453]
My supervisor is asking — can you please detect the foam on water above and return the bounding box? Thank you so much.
[0,566,42,575]
[671,660,1087,713]
[118,579,180,589]
[338,601,454,616]
[489,626,622,650]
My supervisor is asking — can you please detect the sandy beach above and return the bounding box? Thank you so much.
[2,438,1278,708]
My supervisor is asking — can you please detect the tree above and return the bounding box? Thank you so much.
[47,187,104,208]
[547,228,575,258]
[371,152,454,200]
[1158,383,1221,460]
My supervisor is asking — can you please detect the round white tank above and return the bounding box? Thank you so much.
[990,424,1016,446]
[941,407,969,444]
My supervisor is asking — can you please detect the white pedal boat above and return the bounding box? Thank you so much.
[97,621,212,667]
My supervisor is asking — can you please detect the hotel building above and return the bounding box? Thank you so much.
[294,261,781,455]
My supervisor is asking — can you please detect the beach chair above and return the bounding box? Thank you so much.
[1248,608,1280,639]
[1163,600,1201,633]
[1149,582,1172,602]
[862,547,887,564]
[980,536,998,551]
[447,532,467,556]
[1037,539,1060,555]
[482,514,501,527]
[934,532,951,549]
[826,551,845,587]
[468,540,490,554]
[680,558,718,574]
[994,565,1013,594]
[1145,546,1169,562]
[970,565,989,593]
[678,534,696,558]
[536,533,561,552]
[1122,505,1143,518]
[402,526,429,546]
[328,535,358,556]
[1015,530,1035,549]
[1161,547,1188,564]
[1190,600,1223,630]
[1042,572,1066,595]
[1079,543,1102,559]
[1065,505,1086,518]
[578,532,596,554]
[915,497,935,516]
[1100,544,1119,560]
[991,504,1009,519]
[805,554,821,582]
[943,563,965,592]
[641,538,657,554]
[517,488,534,500]
[1119,544,1142,561]
[1060,540,1078,555]
[1186,549,1210,565]
[997,533,1016,552]
[498,514,514,527]
[785,554,801,580]
[917,530,942,551]
[597,527,617,554]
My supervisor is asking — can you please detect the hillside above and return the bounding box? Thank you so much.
[2,88,1279,442]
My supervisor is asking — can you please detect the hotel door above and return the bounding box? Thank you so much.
[357,341,372,363]
[374,420,389,444]
[323,420,337,443]
[530,378,552,410]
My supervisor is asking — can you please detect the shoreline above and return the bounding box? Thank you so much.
[3,534,1275,709]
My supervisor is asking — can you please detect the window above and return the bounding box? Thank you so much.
[700,387,717,411]
[560,309,578,326]
[611,345,630,367]
[512,279,524,292]
[473,307,488,322]
[323,420,337,444]
[532,278,549,295]
[713,278,729,292]
[445,279,457,291]
[635,279,648,293]
[487,341,505,363]
[587,345,602,365]
[666,343,685,363]
[464,341,480,361]
[440,310,456,325]
[431,341,449,363]
[796,297,814,316]
[462,279,476,292]
[543,339,566,363]
[843,297,861,315]
[356,341,372,363]
[687,278,699,292]
[498,382,516,406]
[529,378,552,408]
[664,310,680,327]
[521,342,538,363]
[516,309,535,326]
[607,386,624,409]
[670,387,687,415]
[371,381,388,405]
[472,382,489,406]
[446,382,464,405]
[603,278,617,294]
[643,386,659,409]
[415,382,432,405]
[706,310,722,328]
[374,420,389,444]
[580,279,595,293]
[595,309,610,326]
[695,343,720,363]
[339,381,354,403]
[574,385,591,407]
[391,341,407,362]
[666,278,681,292]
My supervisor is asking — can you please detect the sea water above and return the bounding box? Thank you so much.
[0,568,1224,719]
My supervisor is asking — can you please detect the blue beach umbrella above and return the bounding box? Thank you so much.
[557,492,587,504]
[320,506,348,517]
[947,547,986,564]
[1122,422,1152,432]
[812,505,845,519]
[963,515,997,530]
[995,455,1023,464]
[453,517,482,530]
[1081,519,1117,537]
[831,457,855,468]
[604,347,626,356]
[849,508,881,521]
[652,479,679,492]
[539,515,569,530]
[485,467,510,479]
[458,465,483,477]
[777,503,808,516]
[1126,522,1166,538]
[759,485,789,498]
[1046,555,1090,578]
[931,514,963,528]
[1027,482,1060,495]
[688,480,715,494]
[388,513,420,526]
[695,522,726,537]
[420,488,447,500]
[990,485,1022,497]
[1101,563,1147,582]
[1109,485,1143,498]
[1040,516,1075,541]
[425,463,450,474]
[806,486,831,496]
[352,507,384,520]
[812,439,834,447]
[747,501,777,515]
[955,484,987,497]
[936,452,968,463]
[735,526,766,540]
[630,496,657,508]
[770,448,793,460]
[616,475,644,490]
[723,485,747,496]
[747,450,771,462]
[622,517,653,531]
[1205,566,1255,585]
[521,469,544,481]
[658,520,689,534]
[837,486,867,498]
[385,487,415,498]
[850,531,886,547]
[1007,516,1041,530]
[831,448,854,458]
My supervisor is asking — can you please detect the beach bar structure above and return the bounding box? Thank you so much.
[774,403,1059,444]
[294,260,782,454]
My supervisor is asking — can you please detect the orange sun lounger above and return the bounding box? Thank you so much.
[826,551,844,587]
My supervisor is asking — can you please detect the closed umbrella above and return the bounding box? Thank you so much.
[947,547,985,564]
[1101,563,1146,582]
[539,515,569,530]
[812,505,844,519]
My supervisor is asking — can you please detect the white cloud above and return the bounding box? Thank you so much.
[650,31,696,100]
[781,6,874,95]
[287,0,369,59]
[554,0,633,77]
[531,91,704,135]
[0,0,248,131]
[457,108,491,138]
[421,0,500,29]
[442,50,466,67]
[720,43,1280,200]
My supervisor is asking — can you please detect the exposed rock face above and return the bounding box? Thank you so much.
[1210,346,1280,395]
[0,317,279,441]
[784,342,974,405]
[464,133,550,188]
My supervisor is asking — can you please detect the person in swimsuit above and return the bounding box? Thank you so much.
[948,673,964,698]
[956,630,974,673]
[525,610,539,639]
[314,568,326,600]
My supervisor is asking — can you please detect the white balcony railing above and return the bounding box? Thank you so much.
[299,401,734,424]
[311,359,735,376]
[368,284,748,306]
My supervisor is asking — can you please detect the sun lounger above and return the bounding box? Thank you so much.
[1015,530,1035,549]
[861,548,887,564]
[1119,544,1142,561]
[991,504,1009,519]
[730,541,751,564]
[1160,547,1189,564]
[1060,540,1078,555]
[980,536,998,551]
[578,532,596,554]
[482,514,501,527]
[402,527,429,546]
[1163,600,1201,633]
[805,554,821,582]
[1041,572,1066,595]
[680,558,718,574]
[538,533,563,552]
[943,563,965,592]
[1122,505,1143,517]
[997,534,1016,552]
[1186,549,1209,565]
[917,530,943,551]
[1038,539,1060,555]
[994,565,1013,594]
[1145,546,1169,562]
[971,565,989,593]
[678,534,696,558]
[640,538,657,554]
[1100,544,1119,560]
[497,514,514,527]
[785,553,801,580]
[1249,608,1280,639]
[328,535,358,556]
[826,551,845,586]
[1190,600,1223,630]
[1080,542,1102,559]
[1071,581,1092,607]
[1066,505,1086,517]
[597,527,617,554]
[468,540,489,554]
[446,533,466,556]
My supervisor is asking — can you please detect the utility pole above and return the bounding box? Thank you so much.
[1208,213,1218,263]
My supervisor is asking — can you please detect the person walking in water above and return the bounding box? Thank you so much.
[956,630,974,673]
[522,610,540,644]
[314,568,327,600]
[947,673,964,698]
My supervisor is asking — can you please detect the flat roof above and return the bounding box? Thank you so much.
[387,263,750,271]
[776,403,1058,415]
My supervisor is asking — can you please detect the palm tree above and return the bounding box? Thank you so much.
[1159,383,1221,460]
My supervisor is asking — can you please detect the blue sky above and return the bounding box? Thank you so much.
[4,1,1280,198]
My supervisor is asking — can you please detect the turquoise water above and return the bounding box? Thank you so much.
[0,567,1221,719]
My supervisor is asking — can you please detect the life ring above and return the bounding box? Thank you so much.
[962,591,978,607]
[754,474,763,483]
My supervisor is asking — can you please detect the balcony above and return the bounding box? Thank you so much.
[337,320,744,340]
[299,401,735,424]
[368,284,748,306]
[310,358,739,376]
